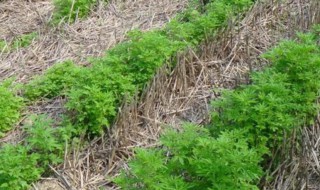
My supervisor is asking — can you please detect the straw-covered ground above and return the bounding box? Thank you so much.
[1,0,320,189]
[0,0,187,82]
[0,0,188,189]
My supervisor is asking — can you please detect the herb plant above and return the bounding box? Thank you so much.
[52,0,97,24]
[0,145,42,190]
[24,115,64,166]
[0,114,66,190]
[12,32,37,50]
[0,82,23,137]
[211,32,320,148]
[24,61,82,100]
[115,124,264,190]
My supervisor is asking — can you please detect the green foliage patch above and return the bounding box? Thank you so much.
[0,82,23,137]
[212,32,320,148]
[24,115,64,165]
[115,124,264,190]
[0,145,42,190]
[24,61,82,100]
[115,31,320,189]
[0,32,37,53]
[52,0,98,24]
[0,115,66,190]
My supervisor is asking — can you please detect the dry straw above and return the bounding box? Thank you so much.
[0,0,319,189]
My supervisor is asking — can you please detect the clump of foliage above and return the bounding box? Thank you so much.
[24,115,64,166]
[52,0,97,24]
[24,60,135,135]
[115,31,320,189]
[0,82,23,137]
[24,61,82,100]
[0,32,37,53]
[211,32,320,148]
[66,86,116,135]
[64,62,135,135]
[115,124,264,190]
[12,32,37,50]
[0,145,42,190]
[0,115,66,190]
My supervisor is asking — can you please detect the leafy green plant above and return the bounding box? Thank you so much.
[12,32,37,50]
[104,30,184,85]
[0,145,42,190]
[52,0,97,24]
[24,115,64,166]
[0,114,67,190]
[115,124,264,190]
[24,61,82,100]
[211,32,320,148]
[65,86,116,135]
[0,82,23,137]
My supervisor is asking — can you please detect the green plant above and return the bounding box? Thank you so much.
[65,86,116,135]
[0,114,68,190]
[52,0,97,24]
[0,39,9,53]
[24,61,82,100]
[12,32,37,50]
[0,145,42,190]
[115,124,264,190]
[24,115,64,166]
[0,82,23,137]
[211,32,320,148]
[104,30,184,85]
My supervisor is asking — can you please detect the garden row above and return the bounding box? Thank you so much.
[0,0,255,189]
[115,28,320,189]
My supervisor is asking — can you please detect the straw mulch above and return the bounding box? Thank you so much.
[1,0,319,189]
[42,0,320,189]
[0,0,188,83]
